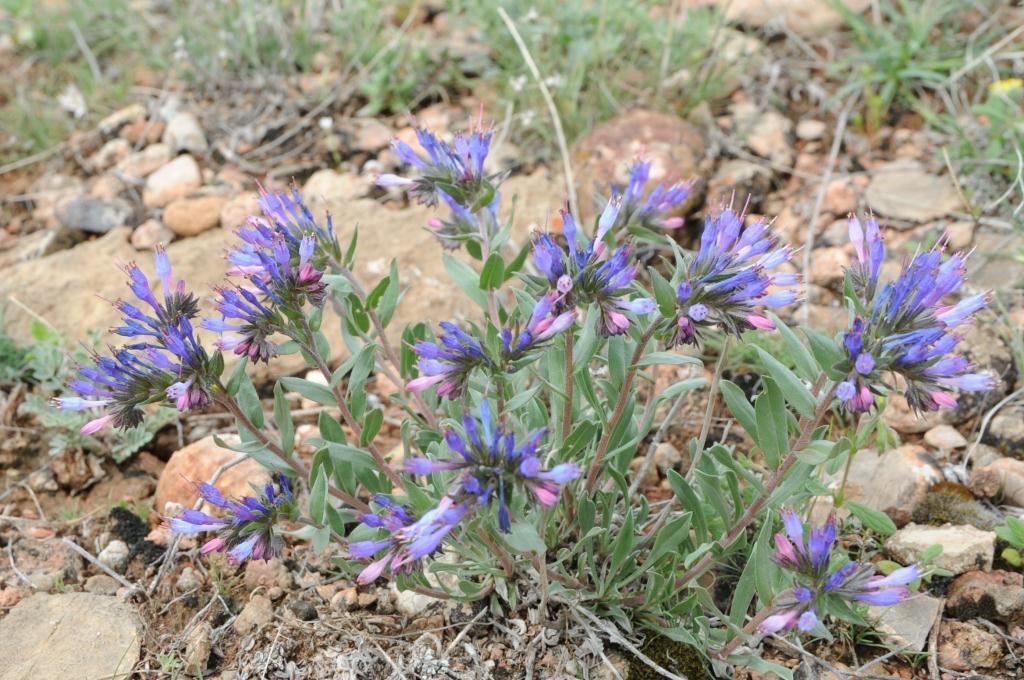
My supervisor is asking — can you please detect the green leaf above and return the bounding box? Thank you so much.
[378,260,402,326]
[323,442,377,470]
[235,373,264,428]
[309,467,328,524]
[660,377,707,401]
[805,327,847,380]
[649,268,678,317]
[847,500,897,537]
[273,382,295,456]
[754,378,788,468]
[609,510,635,577]
[280,376,335,407]
[768,313,819,381]
[479,252,505,290]
[667,470,707,543]
[505,522,546,554]
[795,439,835,465]
[318,411,347,444]
[720,380,758,439]
[636,352,702,367]
[443,254,487,311]
[347,344,377,401]
[755,347,815,418]
[226,356,250,396]
[360,409,384,447]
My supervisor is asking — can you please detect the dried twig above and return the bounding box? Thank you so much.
[61,537,139,593]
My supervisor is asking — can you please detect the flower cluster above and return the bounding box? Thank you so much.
[611,158,692,232]
[836,215,994,413]
[663,207,798,347]
[204,187,332,363]
[349,495,470,585]
[169,475,296,565]
[405,401,580,531]
[377,125,499,248]
[761,509,920,634]
[532,201,656,336]
[407,293,575,399]
[56,247,215,433]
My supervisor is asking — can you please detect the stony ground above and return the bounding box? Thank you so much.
[2,1,1024,679]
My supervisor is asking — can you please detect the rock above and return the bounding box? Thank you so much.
[945,220,975,250]
[937,620,1002,671]
[708,160,773,205]
[865,159,961,223]
[654,443,683,472]
[629,455,659,488]
[971,457,1024,506]
[84,574,119,595]
[573,110,706,221]
[243,558,293,591]
[89,173,126,200]
[357,591,378,608]
[0,226,83,268]
[345,118,393,152]
[808,246,850,287]
[56,196,132,234]
[703,0,871,38]
[956,316,1014,414]
[984,403,1024,459]
[130,218,174,250]
[0,587,20,608]
[183,622,213,674]
[5,538,82,590]
[176,566,202,592]
[120,118,165,146]
[162,112,208,155]
[924,424,968,451]
[97,540,129,573]
[0,592,141,679]
[331,587,358,612]
[114,143,172,181]
[732,101,793,167]
[886,523,995,575]
[163,194,226,237]
[946,570,1024,625]
[867,594,941,653]
[219,192,261,231]
[88,138,131,172]
[822,179,857,216]
[155,436,271,516]
[288,599,318,621]
[796,119,826,141]
[883,392,949,434]
[143,154,202,208]
[303,169,372,215]
[828,447,941,526]
[392,585,437,618]
[29,173,86,229]
[970,228,1024,290]
[99,103,145,135]
[234,594,274,635]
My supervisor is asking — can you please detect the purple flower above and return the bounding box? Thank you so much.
[611,158,692,231]
[532,201,655,337]
[207,186,333,363]
[55,248,214,433]
[168,474,295,565]
[760,508,919,635]
[664,206,798,347]
[836,218,994,413]
[348,495,470,584]
[405,401,579,531]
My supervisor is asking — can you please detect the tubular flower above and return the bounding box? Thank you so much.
[425,190,500,250]
[404,401,580,532]
[408,295,575,399]
[836,215,994,413]
[168,474,296,565]
[532,200,656,337]
[205,186,332,363]
[55,247,215,433]
[611,158,692,232]
[761,508,921,635]
[348,495,470,585]
[662,207,798,347]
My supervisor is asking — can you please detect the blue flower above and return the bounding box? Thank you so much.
[664,207,798,347]
[836,216,994,413]
[612,158,692,232]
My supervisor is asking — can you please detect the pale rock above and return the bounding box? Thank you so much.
[695,0,871,38]
[97,539,129,573]
[0,592,141,680]
[56,196,132,235]
[233,594,274,635]
[99,103,145,135]
[0,587,20,608]
[827,446,941,526]
[822,179,857,215]
[331,588,359,612]
[630,455,659,488]
[28,173,85,229]
[163,194,226,237]
[243,558,293,591]
[867,594,941,653]
[183,622,213,674]
[983,402,1024,458]
[392,585,437,618]
[946,570,1024,625]
[303,169,372,216]
[732,101,793,166]
[938,620,1002,671]
[946,220,975,250]
[155,436,271,516]
[88,138,131,172]
[162,111,208,155]
[796,119,826,141]
[130,218,174,250]
[89,173,126,200]
[923,424,967,450]
[219,192,261,231]
[654,443,683,472]
[883,391,949,434]
[808,246,850,287]
[176,566,202,592]
[346,118,393,152]
[865,159,961,223]
[115,143,172,180]
[970,457,1024,507]
[6,537,82,590]
[708,159,772,202]
[296,369,330,410]
[84,574,119,595]
[886,523,995,575]
[143,155,202,208]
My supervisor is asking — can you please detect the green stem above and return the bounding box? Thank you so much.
[685,335,732,483]
[561,332,574,442]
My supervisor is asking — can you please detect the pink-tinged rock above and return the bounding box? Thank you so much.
[938,620,1003,671]
[946,570,1024,625]
[143,154,202,208]
[115,143,172,181]
[163,194,226,237]
[971,456,1024,507]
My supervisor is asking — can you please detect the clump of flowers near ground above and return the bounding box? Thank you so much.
[56,121,993,675]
